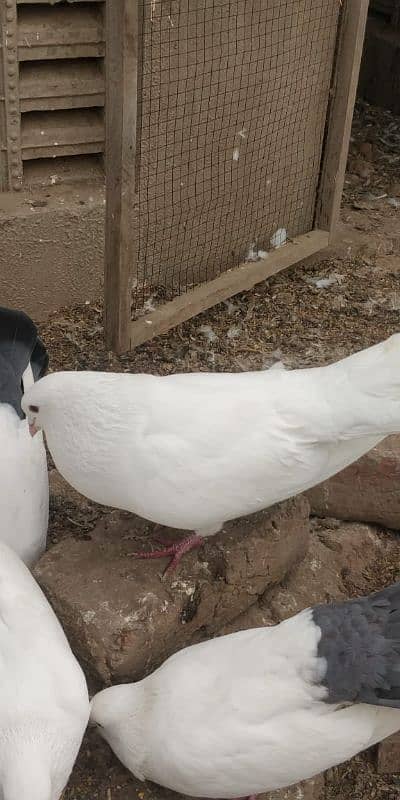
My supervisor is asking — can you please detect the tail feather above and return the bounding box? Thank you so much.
[336,334,400,397]
[325,334,400,440]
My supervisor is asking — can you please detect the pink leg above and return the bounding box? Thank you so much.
[129,533,204,575]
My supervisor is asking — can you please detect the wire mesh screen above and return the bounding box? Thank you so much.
[133,0,341,312]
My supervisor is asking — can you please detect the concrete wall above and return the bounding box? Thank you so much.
[0,183,104,320]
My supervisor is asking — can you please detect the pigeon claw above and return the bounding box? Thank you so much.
[129,533,204,576]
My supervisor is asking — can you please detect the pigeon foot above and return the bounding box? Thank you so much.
[129,533,204,575]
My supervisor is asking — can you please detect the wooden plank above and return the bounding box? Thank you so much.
[104,0,139,352]
[315,0,368,237]
[126,230,329,351]
[19,60,104,103]
[21,109,104,159]
[17,4,104,61]
[18,44,105,61]
[17,0,100,3]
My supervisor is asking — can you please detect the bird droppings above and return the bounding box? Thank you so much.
[198,324,218,343]
[82,610,96,624]
[170,580,196,598]
[307,272,344,289]
[144,298,156,313]
[139,592,162,605]
[232,147,240,161]
[270,228,287,249]
[223,299,237,315]
[245,243,268,262]
[226,324,242,340]
[310,277,338,289]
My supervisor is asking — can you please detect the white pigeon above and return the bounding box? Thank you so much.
[0,306,49,566]
[0,540,89,800]
[22,334,400,572]
[90,583,400,798]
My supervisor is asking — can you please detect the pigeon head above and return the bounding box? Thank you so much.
[90,685,133,730]
[0,306,48,420]
[22,370,96,439]
[21,375,52,437]
[89,683,146,761]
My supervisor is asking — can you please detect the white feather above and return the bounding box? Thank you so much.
[270,228,287,248]
[21,334,400,537]
[90,609,400,797]
[0,362,48,566]
[0,541,89,800]
[0,407,48,565]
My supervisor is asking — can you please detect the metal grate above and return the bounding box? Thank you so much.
[132,0,341,310]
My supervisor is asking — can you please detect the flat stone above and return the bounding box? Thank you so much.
[377,733,400,774]
[223,519,397,633]
[307,436,400,530]
[34,496,310,683]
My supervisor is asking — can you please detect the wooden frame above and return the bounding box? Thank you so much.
[104,0,369,354]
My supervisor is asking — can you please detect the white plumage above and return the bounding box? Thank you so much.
[89,584,400,798]
[0,366,48,566]
[22,334,400,568]
[0,308,49,566]
[0,541,89,800]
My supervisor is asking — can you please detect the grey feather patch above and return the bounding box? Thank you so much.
[0,307,48,418]
[312,582,400,708]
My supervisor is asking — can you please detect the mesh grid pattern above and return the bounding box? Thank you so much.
[134,0,340,310]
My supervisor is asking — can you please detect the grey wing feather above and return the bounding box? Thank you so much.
[313,582,400,708]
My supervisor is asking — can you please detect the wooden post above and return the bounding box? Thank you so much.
[315,0,369,237]
[104,0,139,353]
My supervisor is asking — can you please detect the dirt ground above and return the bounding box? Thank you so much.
[38,100,400,799]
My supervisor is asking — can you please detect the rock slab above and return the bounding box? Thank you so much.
[307,435,400,530]
[35,496,310,683]
[221,518,398,634]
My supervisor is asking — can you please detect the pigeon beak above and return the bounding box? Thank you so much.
[29,421,39,437]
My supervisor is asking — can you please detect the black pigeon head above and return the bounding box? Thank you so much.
[0,306,49,419]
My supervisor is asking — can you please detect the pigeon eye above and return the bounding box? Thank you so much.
[29,404,39,413]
